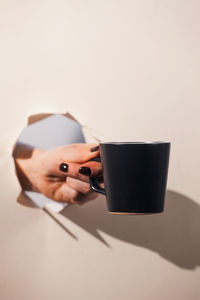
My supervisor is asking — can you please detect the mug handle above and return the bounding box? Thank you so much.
[90,177,106,195]
[89,157,106,195]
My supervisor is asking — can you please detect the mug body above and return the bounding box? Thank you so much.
[100,142,170,214]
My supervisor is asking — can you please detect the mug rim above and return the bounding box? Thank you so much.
[100,141,170,145]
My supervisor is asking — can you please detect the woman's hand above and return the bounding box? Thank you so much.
[15,143,102,205]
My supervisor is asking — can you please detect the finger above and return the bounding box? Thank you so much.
[70,143,100,164]
[61,143,100,163]
[56,181,97,205]
[59,161,102,182]
[55,183,80,203]
[43,143,100,178]
[45,160,89,182]
[79,161,102,177]
[66,177,91,194]
[60,163,90,182]
[49,157,102,182]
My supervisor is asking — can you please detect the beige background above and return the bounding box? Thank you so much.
[0,0,200,299]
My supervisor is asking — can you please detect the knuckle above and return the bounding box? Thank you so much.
[71,190,80,201]
[57,186,78,203]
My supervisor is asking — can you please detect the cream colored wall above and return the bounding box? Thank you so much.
[0,1,200,299]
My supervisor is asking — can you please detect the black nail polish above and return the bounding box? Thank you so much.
[90,146,99,152]
[59,163,68,173]
[79,166,91,175]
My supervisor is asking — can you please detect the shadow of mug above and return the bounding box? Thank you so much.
[17,189,200,269]
[60,190,200,270]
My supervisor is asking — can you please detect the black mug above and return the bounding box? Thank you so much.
[90,142,170,214]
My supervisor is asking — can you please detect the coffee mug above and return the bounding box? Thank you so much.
[90,142,170,214]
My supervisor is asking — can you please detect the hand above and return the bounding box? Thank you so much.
[15,143,102,205]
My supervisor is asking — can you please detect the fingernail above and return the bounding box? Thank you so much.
[79,166,91,175]
[90,145,99,152]
[59,163,68,173]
